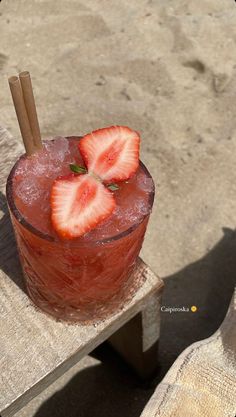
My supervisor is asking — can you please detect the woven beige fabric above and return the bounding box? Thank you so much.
[141,289,236,417]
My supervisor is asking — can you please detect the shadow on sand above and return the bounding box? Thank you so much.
[31,228,236,417]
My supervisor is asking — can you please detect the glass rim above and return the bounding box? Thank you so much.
[6,136,155,246]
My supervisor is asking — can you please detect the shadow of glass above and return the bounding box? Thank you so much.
[33,343,154,417]
[155,227,236,383]
[32,228,236,417]
[0,190,26,293]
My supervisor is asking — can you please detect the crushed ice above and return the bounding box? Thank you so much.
[14,137,69,205]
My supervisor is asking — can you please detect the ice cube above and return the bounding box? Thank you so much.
[32,161,48,176]
[137,173,154,192]
[134,197,149,215]
[15,177,44,205]
[46,137,69,162]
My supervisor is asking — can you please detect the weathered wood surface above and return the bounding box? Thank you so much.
[109,291,162,378]
[0,127,164,417]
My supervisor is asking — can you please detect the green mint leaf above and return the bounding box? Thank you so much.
[107,183,119,191]
[70,164,87,174]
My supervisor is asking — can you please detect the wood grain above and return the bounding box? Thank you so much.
[0,127,164,417]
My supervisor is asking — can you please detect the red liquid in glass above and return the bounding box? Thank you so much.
[7,137,154,322]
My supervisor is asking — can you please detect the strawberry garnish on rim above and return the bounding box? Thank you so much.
[50,125,140,239]
[79,125,140,183]
[51,174,115,239]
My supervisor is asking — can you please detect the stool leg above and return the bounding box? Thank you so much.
[108,291,162,378]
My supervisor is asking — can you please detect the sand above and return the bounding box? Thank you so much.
[0,1,236,416]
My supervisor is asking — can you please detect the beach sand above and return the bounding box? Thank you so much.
[0,1,236,416]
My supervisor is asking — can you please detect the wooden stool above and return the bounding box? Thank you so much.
[0,127,164,416]
[0,258,163,417]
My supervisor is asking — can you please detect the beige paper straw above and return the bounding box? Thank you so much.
[8,76,35,156]
[19,71,43,151]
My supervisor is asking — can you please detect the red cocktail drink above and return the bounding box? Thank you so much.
[6,136,154,322]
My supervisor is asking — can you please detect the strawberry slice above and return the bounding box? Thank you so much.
[51,174,115,239]
[79,125,140,183]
